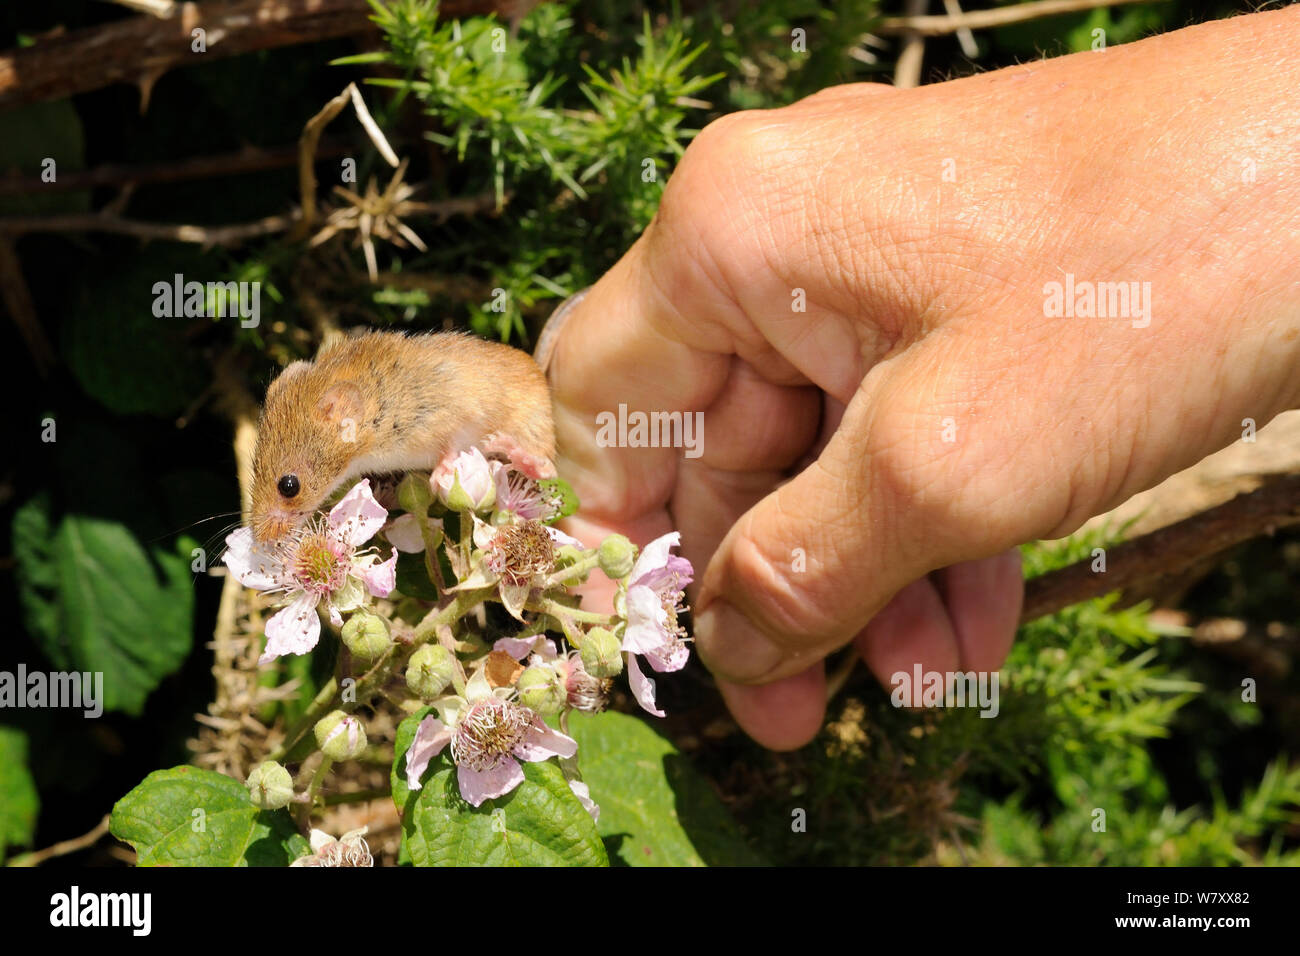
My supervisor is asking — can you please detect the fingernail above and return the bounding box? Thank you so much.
[694,600,785,683]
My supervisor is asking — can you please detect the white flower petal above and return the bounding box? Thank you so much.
[629,531,680,584]
[627,653,665,718]
[545,525,584,549]
[260,593,322,663]
[622,584,669,654]
[385,514,427,553]
[222,527,283,591]
[568,780,600,823]
[329,479,389,547]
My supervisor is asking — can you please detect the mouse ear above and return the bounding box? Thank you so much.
[266,361,311,398]
[315,381,366,429]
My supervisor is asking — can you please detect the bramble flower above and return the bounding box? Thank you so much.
[455,516,583,619]
[290,827,373,867]
[223,479,398,664]
[619,532,693,717]
[559,652,611,714]
[405,670,578,806]
[434,447,496,512]
[493,465,562,523]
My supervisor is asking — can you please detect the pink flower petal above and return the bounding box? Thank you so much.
[329,479,389,547]
[222,527,282,590]
[513,717,578,762]
[457,758,525,806]
[404,716,452,791]
[493,635,541,661]
[434,448,496,509]
[627,653,665,718]
[646,640,690,673]
[260,593,322,664]
[361,550,398,597]
[385,514,427,553]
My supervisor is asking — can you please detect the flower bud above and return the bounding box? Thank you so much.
[434,449,496,512]
[397,472,433,514]
[517,664,567,716]
[597,534,636,579]
[246,761,294,809]
[406,644,457,699]
[341,611,391,661]
[315,710,367,761]
[580,627,624,678]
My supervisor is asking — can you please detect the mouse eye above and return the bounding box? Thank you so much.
[277,475,301,499]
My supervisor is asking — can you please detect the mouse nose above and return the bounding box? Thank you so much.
[252,512,293,544]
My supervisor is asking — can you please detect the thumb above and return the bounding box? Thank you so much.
[693,400,919,685]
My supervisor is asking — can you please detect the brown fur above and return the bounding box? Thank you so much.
[250,331,555,542]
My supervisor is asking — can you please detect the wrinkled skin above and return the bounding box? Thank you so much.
[544,9,1300,749]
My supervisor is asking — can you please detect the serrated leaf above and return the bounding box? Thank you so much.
[13,496,195,715]
[393,708,606,866]
[568,711,766,866]
[0,727,40,857]
[110,766,308,867]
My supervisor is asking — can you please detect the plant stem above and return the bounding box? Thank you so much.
[543,550,601,589]
[529,597,620,626]
[296,756,334,829]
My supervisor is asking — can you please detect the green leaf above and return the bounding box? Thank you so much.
[0,101,89,216]
[537,477,579,523]
[392,708,607,866]
[110,766,309,867]
[13,495,195,716]
[0,727,40,857]
[394,550,442,601]
[568,711,766,866]
[62,248,213,417]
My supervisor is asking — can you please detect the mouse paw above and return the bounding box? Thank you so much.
[481,433,556,481]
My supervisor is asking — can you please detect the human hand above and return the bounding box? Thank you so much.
[540,8,1300,749]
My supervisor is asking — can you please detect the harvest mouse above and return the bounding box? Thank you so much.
[249,330,556,543]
